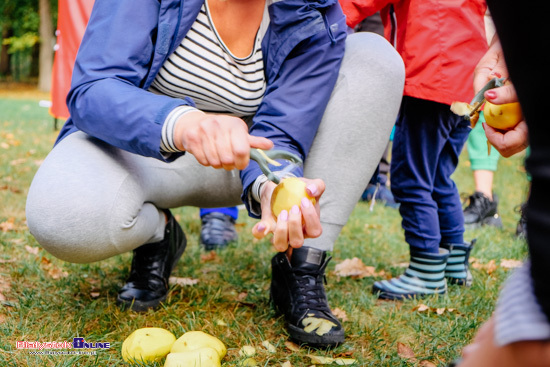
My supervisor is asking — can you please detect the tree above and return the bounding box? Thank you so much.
[38,0,54,91]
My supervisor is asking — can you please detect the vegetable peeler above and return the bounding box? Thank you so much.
[249,148,303,184]
[451,77,506,128]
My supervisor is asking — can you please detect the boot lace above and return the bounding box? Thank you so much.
[293,271,331,313]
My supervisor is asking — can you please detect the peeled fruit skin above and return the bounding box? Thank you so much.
[483,101,523,130]
[170,331,227,359]
[271,177,316,217]
[121,327,176,363]
[164,348,221,367]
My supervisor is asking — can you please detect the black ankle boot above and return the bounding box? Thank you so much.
[271,247,345,347]
[117,210,187,311]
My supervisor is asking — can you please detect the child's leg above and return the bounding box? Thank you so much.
[374,97,463,299]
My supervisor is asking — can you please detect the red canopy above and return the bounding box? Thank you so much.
[50,0,94,119]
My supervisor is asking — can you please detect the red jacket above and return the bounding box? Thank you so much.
[340,0,488,105]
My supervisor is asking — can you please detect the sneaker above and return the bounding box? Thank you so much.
[200,212,238,251]
[361,184,399,208]
[270,247,345,347]
[117,210,187,311]
[463,192,502,228]
[372,248,450,300]
[515,202,528,238]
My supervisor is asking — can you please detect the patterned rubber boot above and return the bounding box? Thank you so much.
[372,248,450,300]
[440,239,476,287]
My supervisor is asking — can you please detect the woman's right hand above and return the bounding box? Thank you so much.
[173,111,273,170]
[474,36,528,158]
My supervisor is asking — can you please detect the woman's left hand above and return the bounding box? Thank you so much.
[252,178,325,252]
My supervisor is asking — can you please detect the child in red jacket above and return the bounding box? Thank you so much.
[340,0,488,299]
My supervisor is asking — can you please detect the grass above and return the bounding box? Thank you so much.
[0,87,530,366]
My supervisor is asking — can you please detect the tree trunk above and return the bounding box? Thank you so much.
[0,27,13,77]
[38,0,54,92]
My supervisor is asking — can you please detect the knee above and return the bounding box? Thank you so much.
[344,32,405,88]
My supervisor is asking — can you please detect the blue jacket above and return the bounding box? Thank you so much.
[58,0,347,217]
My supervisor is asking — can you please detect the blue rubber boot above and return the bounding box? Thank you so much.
[372,248,450,300]
[440,239,476,287]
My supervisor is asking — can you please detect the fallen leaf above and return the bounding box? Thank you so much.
[47,265,69,279]
[284,341,301,352]
[90,292,100,298]
[413,304,460,316]
[307,355,357,365]
[169,276,199,286]
[415,304,430,312]
[216,319,228,326]
[331,307,348,322]
[237,292,248,302]
[472,259,497,274]
[334,257,385,279]
[281,362,292,367]
[200,251,218,262]
[261,340,277,353]
[419,360,437,367]
[397,342,416,362]
[0,218,16,233]
[25,245,39,255]
[500,259,523,269]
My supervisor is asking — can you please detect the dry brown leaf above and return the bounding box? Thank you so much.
[284,341,301,352]
[472,259,497,274]
[0,218,16,233]
[47,266,69,279]
[334,257,385,279]
[169,276,199,286]
[331,307,348,322]
[413,304,459,316]
[239,345,256,357]
[500,259,523,269]
[25,245,39,255]
[397,342,416,361]
[419,360,437,367]
[200,251,218,262]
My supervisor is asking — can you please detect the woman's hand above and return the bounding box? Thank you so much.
[173,111,273,170]
[252,178,325,252]
[474,36,528,157]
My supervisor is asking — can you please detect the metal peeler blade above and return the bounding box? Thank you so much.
[249,148,303,184]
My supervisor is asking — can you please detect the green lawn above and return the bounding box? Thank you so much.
[0,92,529,366]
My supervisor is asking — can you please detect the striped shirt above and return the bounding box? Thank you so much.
[150,0,270,153]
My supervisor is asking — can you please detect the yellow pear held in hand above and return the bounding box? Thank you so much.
[164,348,221,367]
[271,177,316,217]
[483,101,523,130]
[170,331,227,359]
[121,327,176,363]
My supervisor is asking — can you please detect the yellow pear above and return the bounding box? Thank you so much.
[271,177,316,217]
[164,348,221,367]
[170,331,227,359]
[121,327,176,363]
[483,101,523,130]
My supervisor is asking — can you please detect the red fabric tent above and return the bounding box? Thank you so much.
[50,0,94,120]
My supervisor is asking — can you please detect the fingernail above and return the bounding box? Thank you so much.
[278,210,288,221]
[486,90,497,99]
[306,184,317,196]
[291,205,300,214]
[301,197,311,208]
[257,222,266,232]
[491,71,502,78]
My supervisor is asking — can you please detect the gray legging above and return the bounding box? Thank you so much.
[26,32,404,263]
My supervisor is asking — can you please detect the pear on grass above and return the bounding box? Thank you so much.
[170,330,227,359]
